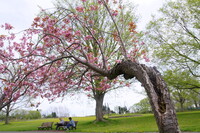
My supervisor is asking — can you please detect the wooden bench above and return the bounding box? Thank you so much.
[57,121,78,130]
[38,122,54,130]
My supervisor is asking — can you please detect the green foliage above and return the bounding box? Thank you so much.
[102,105,115,115]
[131,98,152,113]
[163,70,200,110]
[0,112,5,121]
[27,111,41,119]
[146,0,200,112]
[147,0,200,76]
[0,111,199,132]
[51,112,57,118]
[164,70,200,89]
[10,109,41,120]
[119,106,129,114]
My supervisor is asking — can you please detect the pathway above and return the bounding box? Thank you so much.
[0,131,200,133]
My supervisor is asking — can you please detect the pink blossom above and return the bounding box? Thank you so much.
[34,17,40,22]
[86,52,98,63]
[143,56,150,62]
[8,33,15,40]
[75,30,81,36]
[0,41,4,47]
[97,0,103,4]
[0,65,6,72]
[115,60,121,63]
[13,91,21,101]
[140,42,145,45]
[84,35,93,40]
[111,10,118,16]
[90,5,98,11]
[5,23,13,30]
[113,0,117,4]
[74,39,81,43]
[85,86,92,91]
[126,82,130,87]
[88,20,94,25]
[63,18,70,24]
[87,94,92,97]
[91,29,96,35]
[44,93,51,98]
[65,32,72,38]
[81,0,87,2]
[133,48,138,52]
[98,38,105,43]
[76,6,84,13]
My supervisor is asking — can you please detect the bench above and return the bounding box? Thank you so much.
[38,122,54,130]
[57,121,78,130]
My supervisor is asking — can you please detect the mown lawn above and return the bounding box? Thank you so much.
[0,111,199,132]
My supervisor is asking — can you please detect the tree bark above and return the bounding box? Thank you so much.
[94,92,105,121]
[5,104,10,124]
[0,94,6,111]
[108,60,181,133]
[180,99,185,111]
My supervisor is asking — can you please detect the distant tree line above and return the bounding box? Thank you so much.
[131,95,200,114]
[42,112,58,118]
[0,109,41,122]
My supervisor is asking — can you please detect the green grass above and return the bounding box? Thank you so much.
[177,111,200,132]
[0,111,199,132]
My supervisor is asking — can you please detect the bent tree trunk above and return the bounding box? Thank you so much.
[94,92,105,121]
[108,60,181,133]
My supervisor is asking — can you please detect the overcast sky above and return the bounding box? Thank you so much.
[0,0,165,117]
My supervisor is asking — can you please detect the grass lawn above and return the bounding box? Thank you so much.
[0,111,199,132]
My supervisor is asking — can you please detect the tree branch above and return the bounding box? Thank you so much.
[102,0,128,60]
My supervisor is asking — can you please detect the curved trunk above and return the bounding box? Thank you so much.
[108,60,181,133]
[94,92,105,121]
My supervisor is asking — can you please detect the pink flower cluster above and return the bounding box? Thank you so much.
[76,6,84,12]
[0,0,145,105]
[111,10,118,16]
[90,5,98,11]
[1,23,14,30]
[84,35,93,40]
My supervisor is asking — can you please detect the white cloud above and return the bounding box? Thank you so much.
[0,0,53,30]
[134,0,156,4]
[133,0,165,30]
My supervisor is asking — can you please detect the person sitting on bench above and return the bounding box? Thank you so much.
[66,117,75,130]
[56,118,65,130]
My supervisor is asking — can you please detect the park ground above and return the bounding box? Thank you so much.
[0,111,200,132]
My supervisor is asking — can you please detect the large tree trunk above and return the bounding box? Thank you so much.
[108,60,181,133]
[94,92,105,121]
[5,104,10,124]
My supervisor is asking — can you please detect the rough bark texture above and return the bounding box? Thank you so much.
[0,94,6,111]
[94,92,105,121]
[5,104,10,124]
[108,60,181,133]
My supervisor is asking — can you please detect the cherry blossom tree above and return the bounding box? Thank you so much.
[0,0,180,132]
[0,53,33,111]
